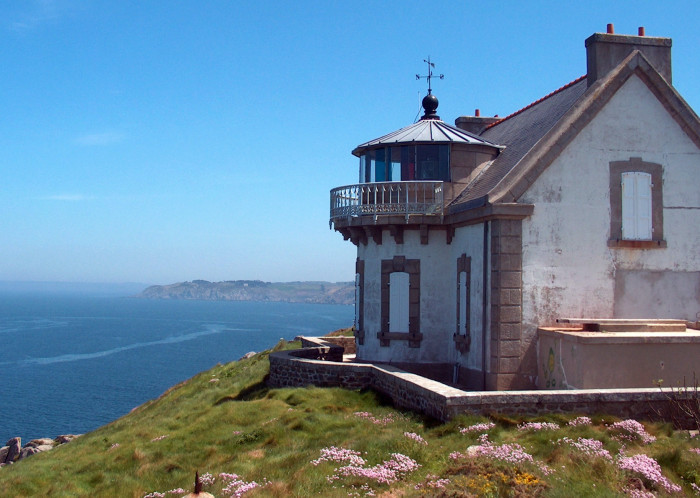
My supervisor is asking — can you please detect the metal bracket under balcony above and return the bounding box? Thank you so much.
[330,181,444,227]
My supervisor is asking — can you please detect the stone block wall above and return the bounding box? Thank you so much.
[268,341,697,428]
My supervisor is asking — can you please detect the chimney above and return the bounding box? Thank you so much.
[585,26,672,86]
[455,110,500,135]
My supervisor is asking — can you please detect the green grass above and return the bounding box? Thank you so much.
[1,339,699,497]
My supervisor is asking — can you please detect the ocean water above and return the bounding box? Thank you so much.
[0,291,353,443]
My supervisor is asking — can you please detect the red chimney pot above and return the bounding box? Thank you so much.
[607,23,614,34]
[475,109,480,117]
[638,26,645,36]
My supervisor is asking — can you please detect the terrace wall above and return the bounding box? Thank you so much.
[268,339,697,428]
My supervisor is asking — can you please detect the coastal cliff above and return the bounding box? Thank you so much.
[136,280,354,305]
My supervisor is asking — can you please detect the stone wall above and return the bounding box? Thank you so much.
[269,341,697,428]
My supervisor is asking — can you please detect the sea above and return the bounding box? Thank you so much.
[0,286,353,444]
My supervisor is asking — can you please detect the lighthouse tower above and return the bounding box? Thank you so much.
[330,80,502,387]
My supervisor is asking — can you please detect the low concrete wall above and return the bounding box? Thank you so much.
[269,339,697,427]
[538,326,700,389]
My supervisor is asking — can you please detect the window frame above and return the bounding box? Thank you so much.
[608,158,666,248]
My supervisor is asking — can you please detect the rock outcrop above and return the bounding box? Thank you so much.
[0,434,80,467]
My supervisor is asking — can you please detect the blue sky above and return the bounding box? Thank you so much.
[2,1,699,286]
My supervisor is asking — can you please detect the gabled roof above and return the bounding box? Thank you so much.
[352,118,502,157]
[450,77,587,209]
[450,50,700,211]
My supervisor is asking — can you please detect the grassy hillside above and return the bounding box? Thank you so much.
[1,340,699,497]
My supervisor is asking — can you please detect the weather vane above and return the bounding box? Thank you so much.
[416,56,444,95]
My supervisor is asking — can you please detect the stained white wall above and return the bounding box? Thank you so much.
[450,223,488,371]
[521,74,700,336]
[356,229,453,363]
[355,222,489,369]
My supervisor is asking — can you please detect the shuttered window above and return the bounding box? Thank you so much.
[621,171,653,240]
[458,271,468,335]
[389,271,409,333]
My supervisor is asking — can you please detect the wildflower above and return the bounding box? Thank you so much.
[617,453,681,493]
[689,448,700,455]
[625,489,656,498]
[219,472,263,497]
[691,482,700,495]
[311,446,366,466]
[109,443,120,450]
[609,420,656,444]
[142,487,187,497]
[150,434,169,442]
[517,422,560,431]
[451,435,553,475]
[199,472,215,486]
[353,411,398,425]
[460,422,495,434]
[209,378,219,383]
[403,432,427,445]
[558,437,612,461]
[449,451,464,460]
[334,453,420,485]
[568,416,592,426]
[415,473,450,490]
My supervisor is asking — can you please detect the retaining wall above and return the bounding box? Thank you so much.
[268,339,697,427]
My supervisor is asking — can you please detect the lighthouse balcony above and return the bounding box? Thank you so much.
[330,181,444,228]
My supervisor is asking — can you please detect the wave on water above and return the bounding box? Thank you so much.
[0,318,69,334]
[3,324,253,366]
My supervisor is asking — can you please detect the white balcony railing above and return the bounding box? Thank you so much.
[330,181,444,225]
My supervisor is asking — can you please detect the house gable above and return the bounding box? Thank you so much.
[519,65,700,327]
[488,50,700,205]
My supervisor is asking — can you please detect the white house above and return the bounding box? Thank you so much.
[330,27,700,390]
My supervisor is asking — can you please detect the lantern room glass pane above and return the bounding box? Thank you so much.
[360,144,449,182]
[416,144,449,181]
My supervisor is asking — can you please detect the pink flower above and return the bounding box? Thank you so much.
[558,437,612,461]
[617,453,681,493]
[403,432,427,445]
[311,446,366,466]
[568,416,593,426]
[452,435,553,475]
[460,422,495,434]
[150,434,169,442]
[199,472,215,486]
[219,473,265,497]
[415,474,451,490]
[518,422,560,431]
[609,420,656,444]
[353,411,399,425]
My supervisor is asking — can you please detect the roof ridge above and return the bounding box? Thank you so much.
[485,75,587,130]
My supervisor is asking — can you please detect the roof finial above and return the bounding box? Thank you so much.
[416,57,444,120]
[416,56,444,95]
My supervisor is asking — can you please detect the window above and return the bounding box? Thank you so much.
[609,158,665,248]
[389,272,409,332]
[621,172,652,240]
[354,259,365,345]
[360,145,450,183]
[454,254,471,353]
[379,256,421,347]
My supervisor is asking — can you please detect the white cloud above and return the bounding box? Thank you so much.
[74,132,126,146]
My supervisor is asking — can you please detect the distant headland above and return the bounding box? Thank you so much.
[136,280,354,305]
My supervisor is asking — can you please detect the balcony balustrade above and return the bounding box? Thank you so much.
[330,181,444,226]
